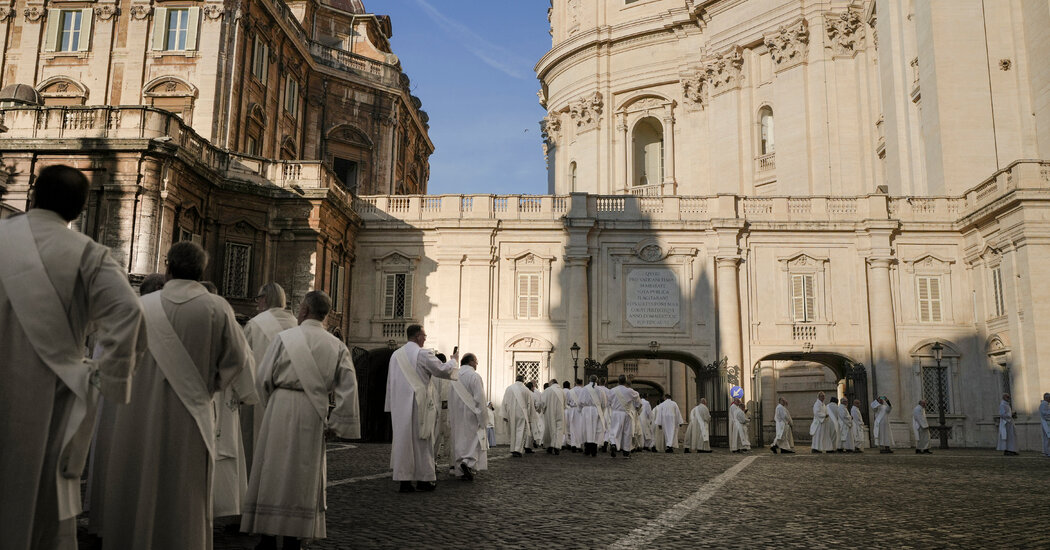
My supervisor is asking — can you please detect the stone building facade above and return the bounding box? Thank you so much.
[0,0,432,334]
[350,0,1050,449]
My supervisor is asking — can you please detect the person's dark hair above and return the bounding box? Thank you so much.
[575,379,582,385]
[526,381,535,391]
[435,353,447,363]
[617,374,627,385]
[167,242,207,280]
[406,324,423,340]
[139,273,166,295]
[302,290,332,320]
[588,375,597,384]
[665,394,672,400]
[461,353,476,366]
[543,383,549,389]
[563,381,571,389]
[32,165,90,221]
[829,396,838,404]
[515,374,524,382]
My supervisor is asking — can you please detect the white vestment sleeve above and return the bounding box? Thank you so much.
[329,348,361,439]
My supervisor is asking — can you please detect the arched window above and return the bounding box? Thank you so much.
[759,107,774,155]
[569,161,577,191]
[632,117,663,187]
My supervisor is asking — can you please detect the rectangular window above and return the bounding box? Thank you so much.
[517,273,541,319]
[515,361,540,384]
[333,157,359,192]
[222,243,252,299]
[917,276,942,323]
[791,274,815,322]
[284,77,299,119]
[246,136,258,156]
[166,9,190,51]
[383,273,412,319]
[991,267,1005,317]
[921,365,950,415]
[252,36,269,82]
[330,262,345,312]
[59,10,82,52]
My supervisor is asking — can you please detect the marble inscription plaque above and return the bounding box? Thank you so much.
[626,268,680,328]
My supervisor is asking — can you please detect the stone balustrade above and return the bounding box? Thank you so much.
[310,42,399,88]
[0,106,349,203]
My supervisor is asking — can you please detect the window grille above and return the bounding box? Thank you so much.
[223,243,251,299]
[329,262,345,312]
[515,361,540,384]
[921,365,950,415]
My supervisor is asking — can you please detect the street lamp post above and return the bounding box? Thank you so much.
[570,342,581,382]
[931,341,949,449]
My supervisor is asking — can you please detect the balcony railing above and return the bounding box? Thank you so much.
[756,152,775,172]
[309,42,399,87]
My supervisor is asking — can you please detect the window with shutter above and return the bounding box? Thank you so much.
[252,36,269,81]
[383,273,412,319]
[517,273,541,319]
[991,267,1005,317]
[285,77,299,118]
[791,274,815,322]
[917,276,942,323]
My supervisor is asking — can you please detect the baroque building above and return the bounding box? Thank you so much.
[0,0,433,337]
[350,0,1050,450]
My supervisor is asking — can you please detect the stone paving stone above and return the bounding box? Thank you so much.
[76,445,1050,549]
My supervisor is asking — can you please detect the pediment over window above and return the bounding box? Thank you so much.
[986,334,1010,354]
[777,252,828,272]
[505,249,554,268]
[903,254,954,273]
[373,251,418,271]
[143,76,198,98]
[327,124,374,149]
[505,333,554,352]
[37,76,88,105]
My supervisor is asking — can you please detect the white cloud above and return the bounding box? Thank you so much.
[414,0,532,80]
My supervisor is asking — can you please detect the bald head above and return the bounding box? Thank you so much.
[298,290,331,323]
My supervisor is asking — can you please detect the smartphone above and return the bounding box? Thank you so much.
[452,345,459,355]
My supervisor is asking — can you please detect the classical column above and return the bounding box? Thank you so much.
[716,256,743,377]
[617,113,628,192]
[564,254,589,381]
[662,109,675,191]
[866,257,900,401]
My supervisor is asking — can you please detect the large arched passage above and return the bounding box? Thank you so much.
[751,351,868,447]
[600,349,736,447]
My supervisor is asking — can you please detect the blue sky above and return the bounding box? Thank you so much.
[378,0,551,195]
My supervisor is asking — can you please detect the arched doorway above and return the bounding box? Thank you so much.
[351,346,394,442]
[601,349,735,447]
[751,351,868,447]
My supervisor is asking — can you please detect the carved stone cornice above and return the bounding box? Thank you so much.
[825,8,864,57]
[569,91,603,132]
[129,5,152,21]
[94,6,120,21]
[764,18,809,70]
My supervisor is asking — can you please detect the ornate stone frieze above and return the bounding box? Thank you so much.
[129,5,152,21]
[704,45,745,95]
[0,7,15,22]
[680,69,708,110]
[569,91,603,132]
[764,19,809,70]
[94,6,120,21]
[203,5,224,20]
[23,6,45,23]
[825,9,864,56]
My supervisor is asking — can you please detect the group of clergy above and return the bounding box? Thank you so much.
[1,165,361,550]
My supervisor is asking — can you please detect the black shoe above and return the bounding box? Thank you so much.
[511,451,522,458]
[416,481,437,491]
[701,449,713,453]
[460,463,474,481]
[916,449,922,454]
[924,450,932,454]
[880,449,893,454]
[623,451,631,458]
[781,449,795,454]
[610,444,618,458]
[524,448,534,454]
[255,535,278,550]
[547,447,554,454]
[282,537,302,550]
[399,481,416,493]
[771,445,778,454]
[812,449,821,454]
[554,448,560,455]
[665,448,674,453]
[601,443,608,452]
[855,448,863,453]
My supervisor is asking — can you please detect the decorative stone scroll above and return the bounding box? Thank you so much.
[764,18,809,70]
[23,6,45,22]
[94,6,120,21]
[569,91,603,132]
[0,7,15,22]
[680,46,744,110]
[825,9,864,56]
[203,5,225,20]
[129,5,152,21]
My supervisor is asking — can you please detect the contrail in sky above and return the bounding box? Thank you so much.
[414,0,532,80]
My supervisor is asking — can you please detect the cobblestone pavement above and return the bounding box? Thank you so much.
[77,444,1050,549]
